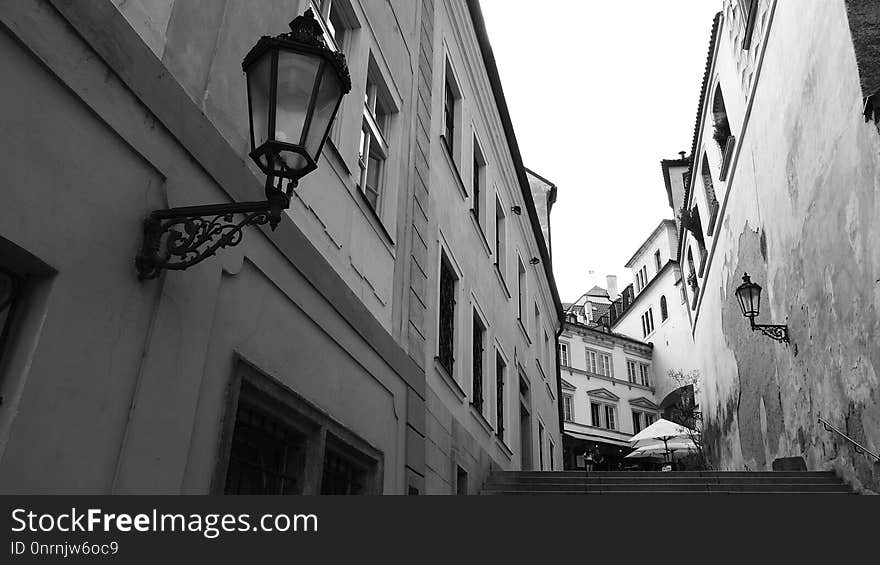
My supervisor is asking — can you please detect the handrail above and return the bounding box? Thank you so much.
[818,417,879,462]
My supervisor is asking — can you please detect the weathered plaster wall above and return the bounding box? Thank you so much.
[691,0,880,491]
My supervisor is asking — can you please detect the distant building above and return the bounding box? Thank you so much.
[559,317,657,470]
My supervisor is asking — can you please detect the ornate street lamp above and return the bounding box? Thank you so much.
[136,10,351,280]
[734,272,789,343]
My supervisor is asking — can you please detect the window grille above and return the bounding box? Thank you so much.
[224,403,307,495]
[438,258,456,375]
[471,313,484,413]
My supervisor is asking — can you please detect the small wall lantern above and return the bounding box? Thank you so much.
[136,10,351,280]
[529,257,540,265]
[734,272,789,343]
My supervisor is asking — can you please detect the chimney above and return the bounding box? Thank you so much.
[606,275,619,301]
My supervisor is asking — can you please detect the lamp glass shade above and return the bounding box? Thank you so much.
[304,67,342,157]
[735,274,761,318]
[243,10,350,182]
[246,52,273,151]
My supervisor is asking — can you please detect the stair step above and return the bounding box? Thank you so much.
[482,490,852,495]
[481,482,850,492]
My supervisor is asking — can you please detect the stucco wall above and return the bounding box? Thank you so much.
[0,0,423,494]
[685,0,880,491]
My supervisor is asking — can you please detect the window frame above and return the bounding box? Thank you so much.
[215,362,383,495]
[558,341,569,367]
[436,248,460,380]
[442,58,462,163]
[357,57,394,214]
[563,393,574,422]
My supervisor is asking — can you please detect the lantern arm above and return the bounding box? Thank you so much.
[749,317,790,344]
[135,178,291,280]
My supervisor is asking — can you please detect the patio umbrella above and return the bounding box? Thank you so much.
[629,418,698,461]
[625,439,697,459]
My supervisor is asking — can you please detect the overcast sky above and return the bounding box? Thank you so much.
[480,0,722,303]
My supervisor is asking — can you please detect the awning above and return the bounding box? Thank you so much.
[563,430,632,448]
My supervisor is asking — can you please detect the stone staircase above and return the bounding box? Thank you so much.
[481,470,853,494]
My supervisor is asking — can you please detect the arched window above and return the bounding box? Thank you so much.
[712,87,735,180]
[701,153,719,232]
[712,87,731,149]
[686,247,700,310]
[660,295,668,321]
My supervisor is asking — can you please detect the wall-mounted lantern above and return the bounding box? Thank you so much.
[734,272,789,344]
[510,205,522,215]
[136,10,351,280]
[529,257,540,265]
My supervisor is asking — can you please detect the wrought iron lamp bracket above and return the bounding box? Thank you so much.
[135,176,294,280]
[749,317,789,344]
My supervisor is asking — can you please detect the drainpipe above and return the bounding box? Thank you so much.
[555,321,564,462]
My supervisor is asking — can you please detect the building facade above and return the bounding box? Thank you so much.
[559,319,658,470]
[612,220,698,403]
[417,0,563,492]
[0,0,561,495]
[677,0,880,491]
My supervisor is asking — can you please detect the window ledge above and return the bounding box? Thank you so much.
[469,403,494,436]
[494,264,511,299]
[545,381,556,402]
[517,318,531,345]
[468,210,491,258]
[494,435,513,460]
[439,135,468,201]
[535,358,547,381]
[353,185,395,250]
[324,137,352,177]
[434,356,466,402]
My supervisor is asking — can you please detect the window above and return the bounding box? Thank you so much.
[222,376,380,495]
[712,87,735,180]
[590,403,601,427]
[638,363,651,387]
[598,353,612,377]
[494,197,506,274]
[456,465,468,495]
[563,394,574,422]
[442,61,461,160]
[358,61,391,212]
[472,137,486,225]
[627,360,638,384]
[641,308,655,337]
[311,1,353,144]
[0,266,23,372]
[549,439,555,471]
[559,341,569,367]
[471,311,485,414]
[604,405,616,431]
[517,258,526,322]
[533,303,540,346]
[538,421,545,470]
[701,153,719,232]
[660,296,668,321]
[645,413,656,427]
[636,265,648,292]
[437,253,458,376]
[632,411,643,434]
[632,411,657,434]
[311,0,350,53]
[687,247,700,309]
[585,349,598,374]
[495,352,506,440]
[543,331,550,372]
[738,0,759,50]
[654,249,662,272]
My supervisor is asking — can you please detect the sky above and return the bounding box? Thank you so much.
[480,0,722,303]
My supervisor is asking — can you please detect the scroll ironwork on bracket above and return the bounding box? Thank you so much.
[135,177,293,280]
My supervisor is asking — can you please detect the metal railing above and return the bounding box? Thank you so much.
[818,417,879,462]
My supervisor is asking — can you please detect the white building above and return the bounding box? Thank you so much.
[559,317,658,470]
[612,220,698,403]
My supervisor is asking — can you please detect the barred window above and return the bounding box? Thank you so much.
[471,311,485,414]
[222,375,380,495]
[438,254,457,376]
[495,352,506,440]
[0,267,23,372]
